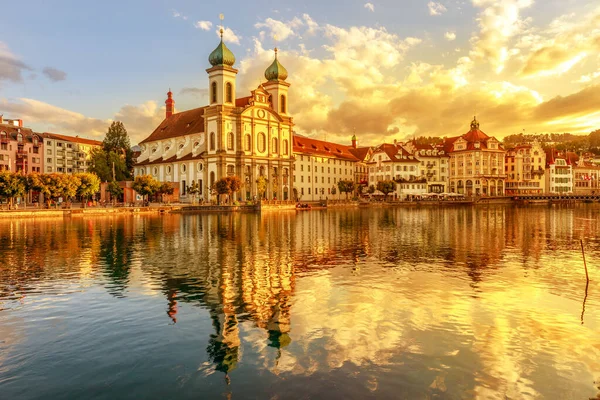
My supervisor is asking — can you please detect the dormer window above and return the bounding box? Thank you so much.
[17,133,23,143]
[179,144,184,150]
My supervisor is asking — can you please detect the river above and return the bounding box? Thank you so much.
[1,205,599,399]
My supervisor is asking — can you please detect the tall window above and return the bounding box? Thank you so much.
[282,139,288,155]
[211,82,217,103]
[210,132,216,151]
[225,82,232,103]
[258,132,266,152]
[210,172,215,188]
[272,138,278,153]
[245,134,251,151]
[227,132,234,150]
[280,95,286,113]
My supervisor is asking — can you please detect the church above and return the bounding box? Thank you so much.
[134,28,294,201]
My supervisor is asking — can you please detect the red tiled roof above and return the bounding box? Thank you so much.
[348,146,371,162]
[140,107,206,144]
[293,135,359,161]
[369,143,419,163]
[0,124,39,143]
[235,96,252,107]
[135,151,206,167]
[42,132,102,146]
[443,126,504,152]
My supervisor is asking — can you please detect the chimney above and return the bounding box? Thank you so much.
[165,89,175,119]
[0,115,3,124]
[18,119,23,127]
[351,135,357,149]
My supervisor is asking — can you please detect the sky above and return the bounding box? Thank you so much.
[0,0,599,146]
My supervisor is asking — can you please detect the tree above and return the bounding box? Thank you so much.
[61,174,81,204]
[107,180,123,204]
[75,172,100,207]
[376,180,397,201]
[214,177,232,205]
[0,171,28,208]
[88,121,134,181]
[337,179,356,199]
[132,175,161,203]
[29,173,76,207]
[187,180,201,204]
[256,176,267,199]
[158,183,175,203]
[226,176,242,203]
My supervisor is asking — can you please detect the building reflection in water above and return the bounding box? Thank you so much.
[0,205,599,398]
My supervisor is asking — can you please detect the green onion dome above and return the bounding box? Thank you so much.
[209,29,236,67]
[264,48,288,81]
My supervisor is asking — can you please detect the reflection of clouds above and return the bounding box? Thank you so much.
[1,206,600,397]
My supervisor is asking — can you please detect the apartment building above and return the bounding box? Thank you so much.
[0,118,43,173]
[504,141,546,195]
[403,140,450,193]
[293,135,358,201]
[42,133,102,174]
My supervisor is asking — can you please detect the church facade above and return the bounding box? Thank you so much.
[134,30,294,201]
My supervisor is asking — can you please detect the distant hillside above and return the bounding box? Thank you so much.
[502,130,600,154]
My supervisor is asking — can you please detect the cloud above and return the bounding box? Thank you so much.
[194,21,212,31]
[0,97,167,145]
[519,7,600,78]
[428,2,447,16]
[364,3,375,12]
[42,67,67,82]
[114,101,166,144]
[469,0,533,73]
[254,17,303,41]
[172,10,188,20]
[445,32,456,41]
[216,27,241,45]
[303,14,319,35]
[0,97,108,137]
[179,87,208,98]
[575,69,600,84]
[0,42,32,83]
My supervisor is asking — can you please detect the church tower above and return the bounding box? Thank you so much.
[263,48,290,116]
[206,27,238,106]
[165,89,175,118]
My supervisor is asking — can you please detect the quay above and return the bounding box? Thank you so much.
[2,195,599,219]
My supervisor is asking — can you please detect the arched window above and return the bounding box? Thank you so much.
[210,132,216,151]
[258,132,266,152]
[245,134,251,151]
[227,164,234,175]
[227,132,234,150]
[211,82,217,103]
[282,139,288,155]
[280,95,286,113]
[272,138,278,153]
[0,131,6,140]
[225,82,232,103]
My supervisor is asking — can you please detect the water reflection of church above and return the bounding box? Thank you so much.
[157,213,295,378]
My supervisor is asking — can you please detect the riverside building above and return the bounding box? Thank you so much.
[292,135,359,201]
[445,117,506,196]
[135,29,294,201]
[402,140,450,193]
[42,132,102,174]
[504,141,546,195]
[0,117,43,173]
[545,149,573,194]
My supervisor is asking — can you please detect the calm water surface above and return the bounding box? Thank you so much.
[1,205,599,399]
